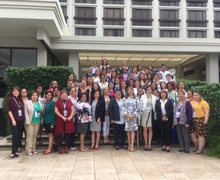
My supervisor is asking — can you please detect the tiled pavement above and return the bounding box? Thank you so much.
[0,147,220,180]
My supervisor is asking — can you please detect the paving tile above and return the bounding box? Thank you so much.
[163,173,191,180]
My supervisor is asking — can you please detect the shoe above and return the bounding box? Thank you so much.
[64,146,68,154]
[89,145,94,150]
[177,149,185,153]
[9,154,18,159]
[183,150,190,154]
[17,148,22,153]
[195,150,203,154]
[80,148,85,152]
[144,145,148,151]
[192,149,197,153]
[32,151,37,154]
[166,147,170,152]
[43,151,52,155]
[27,153,33,156]
[122,146,127,149]
[162,146,166,151]
[115,146,120,150]
[147,145,152,151]
[58,147,63,154]
[70,147,77,150]
[94,146,99,150]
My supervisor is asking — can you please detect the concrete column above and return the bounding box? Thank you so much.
[37,45,47,66]
[96,0,102,37]
[175,66,184,79]
[206,53,219,83]
[69,51,79,79]
[152,0,159,38]
[207,0,214,39]
[180,0,187,38]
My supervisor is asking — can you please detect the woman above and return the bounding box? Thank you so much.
[90,91,105,150]
[167,82,177,105]
[100,58,110,71]
[122,87,140,152]
[146,73,153,85]
[93,69,101,83]
[121,81,127,98]
[178,82,187,98]
[75,94,92,151]
[53,86,60,102]
[108,82,115,98]
[173,90,193,154]
[48,80,58,92]
[190,91,210,154]
[68,87,78,150]
[160,81,167,92]
[155,90,173,152]
[36,85,45,145]
[78,81,90,103]
[139,72,146,88]
[18,88,28,152]
[108,90,126,150]
[111,71,117,83]
[99,75,109,91]
[114,77,121,91]
[137,64,142,74]
[103,88,111,143]
[24,91,43,156]
[91,82,101,102]
[140,86,157,151]
[7,87,25,159]
[134,80,141,96]
[43,91,55,155]
[132,67,139,81]
[187,90,194,102]
[55,90,74,154]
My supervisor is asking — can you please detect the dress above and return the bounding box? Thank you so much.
[90,100,101,131]
[141,97,153,127]
[122,97,140,131]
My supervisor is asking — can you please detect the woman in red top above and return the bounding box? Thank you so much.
[55,90,74,154]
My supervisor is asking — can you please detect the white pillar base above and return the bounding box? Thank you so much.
[206,53,219,83]
[69,51,79,79]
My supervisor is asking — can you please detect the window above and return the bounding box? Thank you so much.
[132,9,152,26]
[159,0,180,6]
[75,7,96,25]
[132,0,152,5]
[132,29,152,37]
[12,49,37,67]
[75,0,96,3]
[103,0,124,4]
[75,28,96,36]
[187,0,207,7]
[104,29,124,36]
[59,0,67,2]
[215,31,220,38]
[103,8,124,25]
[159,10,180,27]
[160,30,179,37]
[188,30,207,38]
[214,0,220,7]
[61,6,68,23]
[214,11,220,27]
[187,10,207,27]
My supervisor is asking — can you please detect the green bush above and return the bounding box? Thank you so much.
[176,79,207,91]
[3,66,76,135]
[5,66,76,92]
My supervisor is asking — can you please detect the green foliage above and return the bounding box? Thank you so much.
[3,66,76,135]
[176,79,207,91]
[5,66,76,92]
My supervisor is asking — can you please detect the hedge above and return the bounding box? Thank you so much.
[3,66,76,135]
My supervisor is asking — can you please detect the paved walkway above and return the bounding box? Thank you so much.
[0,147,220,180]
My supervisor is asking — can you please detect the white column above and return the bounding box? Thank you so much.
[96,0,103,37]
[206,53,219,83]
[69,51,79,79]
[180,0,187,38]
[207,0,214,39]
[125,0,131,37]
[37,45,47,66]
[152,0,159,38]
[68,0,73,35]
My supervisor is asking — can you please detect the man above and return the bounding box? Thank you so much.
[158,64,171,81]
[86,67,93,78]
[91,61,99,75]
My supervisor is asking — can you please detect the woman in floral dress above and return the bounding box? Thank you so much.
[122,86,140,152]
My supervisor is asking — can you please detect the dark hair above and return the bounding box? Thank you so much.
[161,64,166,67]
[91,83,101,101]
[36,85,44,98]
[53,86,60,91]
[151,82,157,90]
[167,81,176,90]
[45,91,54,99]
[159,90,168,99]
[60,90,68,96]
[30,91,38,100]
[11,86,21,99]
[80,93,87,101]
[160,81,167,89]
[101,59,108,65]
[145,86,152,92]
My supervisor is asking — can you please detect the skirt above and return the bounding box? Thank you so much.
[77,122,89,135]
[190,117,207,137]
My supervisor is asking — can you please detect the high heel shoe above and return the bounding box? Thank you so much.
[94,146,99,150]
[43,150,52,155]
[162,146,166,151]
[89,145,94,150]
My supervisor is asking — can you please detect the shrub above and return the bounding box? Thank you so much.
[176,79,207,91]
[3,66,76,135]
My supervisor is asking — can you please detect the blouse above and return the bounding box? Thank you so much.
[191,100,209,118]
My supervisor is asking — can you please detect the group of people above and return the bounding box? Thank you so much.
[7,60,210,159]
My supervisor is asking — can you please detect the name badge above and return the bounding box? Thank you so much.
[64,110,68,117]
[35,111,40,118]
[176,112,180,118]
[193,112,196,118]
[18,109,22,117]
[146,106,151,112]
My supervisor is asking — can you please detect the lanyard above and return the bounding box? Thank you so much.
[63,101,67,110]
[13,97,21,108]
